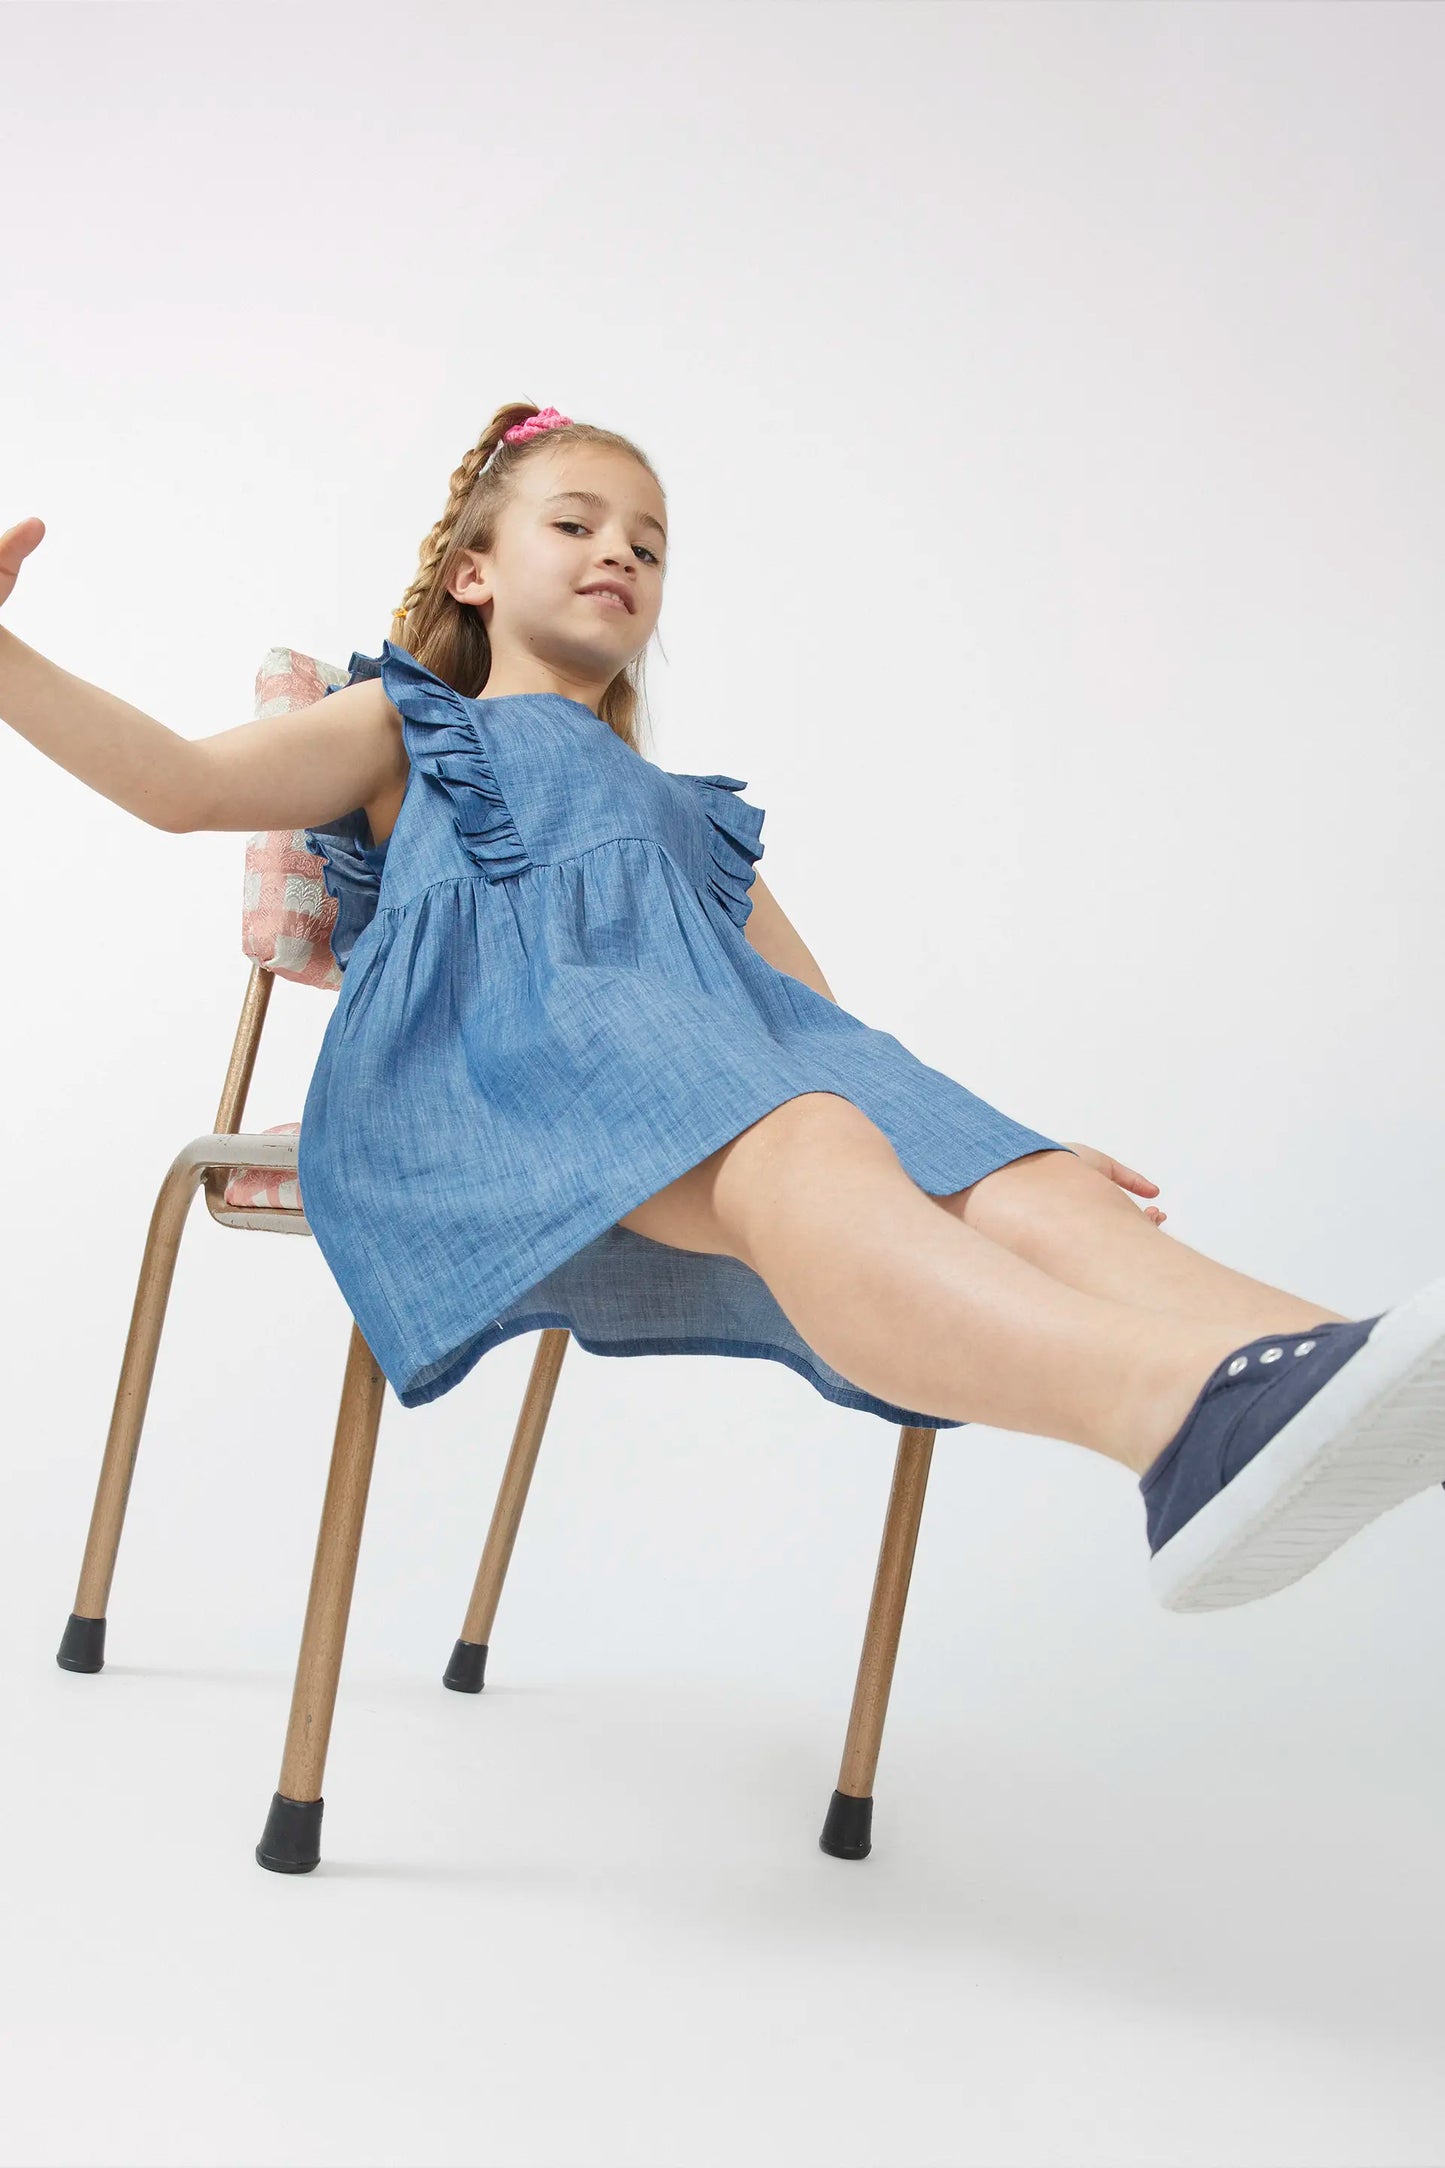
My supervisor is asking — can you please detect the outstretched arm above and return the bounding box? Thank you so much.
[744,870,837,1002]
[0,518,402,834]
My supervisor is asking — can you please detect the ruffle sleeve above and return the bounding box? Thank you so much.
[377,639,531,881]
[674,771,766,929]
[302,650,390,970]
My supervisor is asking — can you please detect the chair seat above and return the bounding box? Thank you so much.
[223,1121,303,1210]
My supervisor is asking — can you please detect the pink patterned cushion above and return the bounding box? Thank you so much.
[222,1120,304,1211]
[242,648,352,990]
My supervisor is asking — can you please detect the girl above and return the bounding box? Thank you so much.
[4,401,1444,1619]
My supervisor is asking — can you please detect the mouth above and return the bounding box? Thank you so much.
[577,584,635,614]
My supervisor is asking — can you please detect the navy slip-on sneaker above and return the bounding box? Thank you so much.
[1141,1275,1445,1613]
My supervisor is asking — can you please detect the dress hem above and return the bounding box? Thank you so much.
[408,1315,968,1428]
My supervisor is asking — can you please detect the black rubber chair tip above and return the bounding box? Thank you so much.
[820,1788,874,1859]
[56,1613,107,1673]
[255,1792,324,1874]
[443,1638,488,1694]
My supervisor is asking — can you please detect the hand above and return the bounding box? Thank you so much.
[1061,1139,1167,1226]
[0,518,46,613]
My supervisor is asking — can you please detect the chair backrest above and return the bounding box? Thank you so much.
[241,647,352,989]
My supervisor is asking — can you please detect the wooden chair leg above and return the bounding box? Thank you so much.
[820,1423,937,1861]
[443,1327,571,1694]
[255,1320,386,1874]
[56,1146,215,1675]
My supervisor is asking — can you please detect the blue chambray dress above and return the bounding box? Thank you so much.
[298,640,1073,1422]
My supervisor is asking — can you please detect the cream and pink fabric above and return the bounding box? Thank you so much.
[223,1121,303,1211]
[241,648,351,992]
[226,646,350,1210]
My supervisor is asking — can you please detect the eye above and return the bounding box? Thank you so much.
[554,520,661,567]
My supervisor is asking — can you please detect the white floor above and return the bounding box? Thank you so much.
[7,1331,1445,2168]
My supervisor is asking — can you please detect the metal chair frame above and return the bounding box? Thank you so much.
[57,960,938,1876]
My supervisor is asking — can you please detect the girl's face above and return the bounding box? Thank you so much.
[448,445,666,696]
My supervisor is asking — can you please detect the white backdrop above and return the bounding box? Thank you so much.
[3,3,1444,2164]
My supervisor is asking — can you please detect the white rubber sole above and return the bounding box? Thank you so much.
[1149,1274,1445,1613]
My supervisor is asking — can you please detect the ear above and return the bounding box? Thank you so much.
[446,548,490,607]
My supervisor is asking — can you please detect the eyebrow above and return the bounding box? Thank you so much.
[542,489,667,546]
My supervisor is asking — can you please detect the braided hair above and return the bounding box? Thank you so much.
[388,401,662,752]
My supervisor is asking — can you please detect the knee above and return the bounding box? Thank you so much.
[944,1145,1125,1244]
[723,1090,887,1171]
[710,1091,901,1249]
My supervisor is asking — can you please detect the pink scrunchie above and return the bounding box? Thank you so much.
[502,407,573,444]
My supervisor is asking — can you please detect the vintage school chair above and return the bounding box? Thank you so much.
[54,645,941,1876]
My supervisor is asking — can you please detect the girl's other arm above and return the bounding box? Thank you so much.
[744,871,837,1002]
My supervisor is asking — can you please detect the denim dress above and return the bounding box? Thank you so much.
[299,640,1071,1421]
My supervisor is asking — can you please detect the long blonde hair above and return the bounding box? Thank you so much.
[389,403,662,752]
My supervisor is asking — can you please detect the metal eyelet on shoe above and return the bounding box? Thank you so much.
[1294,1340,1315,1356]
[1260,1347,1283,1363]
[1228,1356,1249,1375]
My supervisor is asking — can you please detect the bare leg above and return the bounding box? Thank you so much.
[619,1094,1270,1479]
[937,1146,1352,1342]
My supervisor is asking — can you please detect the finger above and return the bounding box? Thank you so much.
[0,516,46,571]
[0,517,45,602]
